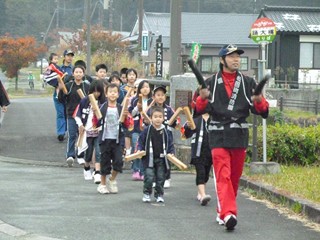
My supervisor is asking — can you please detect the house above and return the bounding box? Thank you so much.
[258,5,320,88]
[125,12,260,78]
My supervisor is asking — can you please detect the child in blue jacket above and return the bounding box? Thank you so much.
[137,106,175,203]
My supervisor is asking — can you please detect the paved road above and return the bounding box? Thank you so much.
[0,97,319,240]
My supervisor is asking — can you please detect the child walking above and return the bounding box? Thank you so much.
[137,106,175,203]
[58,65,90,166]
[183,113,212,206]
[75,80,106,184]
[97,83,130,194]
[128,80,152,180]
[146,85,178,188]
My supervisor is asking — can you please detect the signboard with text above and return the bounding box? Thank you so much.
[156,42,163,78]
[141,30,149,56]
[250,17,276,44]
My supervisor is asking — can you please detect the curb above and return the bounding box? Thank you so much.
[240,176,320,224]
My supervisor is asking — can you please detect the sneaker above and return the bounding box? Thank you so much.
[97,184,109,194]
[216,214,224,225]
[156,196,164,203]
[107,178,118,193]
[164,179,171,189]
[77,158,85,165]
[83,169,93,180]
[132,172,140,181]
[93,173,101,184]
[197,194,202,201]
[142,194,151,202]
[200,195,211,206]
[66,157,74,167]
[224,214,237,230]
[57,134,64,142]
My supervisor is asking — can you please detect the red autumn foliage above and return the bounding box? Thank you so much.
[0,34,47,79]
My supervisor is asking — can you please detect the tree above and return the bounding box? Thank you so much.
[0,34,47,90]
[63,25,130,55]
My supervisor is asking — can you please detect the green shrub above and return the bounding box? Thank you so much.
[248,124,320,165]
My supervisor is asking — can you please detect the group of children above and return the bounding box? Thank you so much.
[44,51,213,206]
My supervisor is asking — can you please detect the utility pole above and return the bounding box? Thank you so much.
[85,0,91,75]
[109,0,113,31]
[56,0,59,28]
[138,0,144,49]
[169,0,182,76]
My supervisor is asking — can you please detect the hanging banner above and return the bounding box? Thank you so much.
[141,30,149,56]
[156,42,163,78]
[190,43,202,63]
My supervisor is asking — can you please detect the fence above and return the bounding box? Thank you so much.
[278,97,319,114]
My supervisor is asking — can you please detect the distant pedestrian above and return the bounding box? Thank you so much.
[137,106,175,203]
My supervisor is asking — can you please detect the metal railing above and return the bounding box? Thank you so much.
[278,97,319,114]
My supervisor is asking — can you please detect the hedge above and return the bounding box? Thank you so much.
[247,123,320,166]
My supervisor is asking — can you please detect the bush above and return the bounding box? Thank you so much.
[248,123,320,165]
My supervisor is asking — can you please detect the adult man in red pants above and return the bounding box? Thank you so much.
[196,44,269,231]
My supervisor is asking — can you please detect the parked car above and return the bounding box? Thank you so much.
[36,59,49,68]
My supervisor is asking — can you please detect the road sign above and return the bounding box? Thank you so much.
[250,17,276,44]
[141,30,149,56]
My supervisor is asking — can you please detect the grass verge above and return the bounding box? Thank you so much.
[243,164,320,204]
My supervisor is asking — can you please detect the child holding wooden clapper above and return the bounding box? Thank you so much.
[96,83,130,194]
[58,65,90,167]
[136,106,175,203]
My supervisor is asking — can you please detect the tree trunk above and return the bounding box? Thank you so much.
[15,74,18,91]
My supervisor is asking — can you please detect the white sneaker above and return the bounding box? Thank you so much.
[93,173,101,184]
[66,157,74,167]
[142,194,151,202]
[97,184,109,194]
[216,214,224,225]
[164,179,171,189]
[83,169,93,180]
[156,196,164,203]
[107,178,118,193]
[77,158,85,165]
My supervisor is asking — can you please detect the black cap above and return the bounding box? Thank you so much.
[153,85,167,94]
[63,49,74,57]
[219,44,244,57]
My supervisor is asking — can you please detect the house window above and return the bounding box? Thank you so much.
[300,43,320,69]
[212,57,220,73]
[251,59,258,69]
[240,57,248,71]
[200,57,212,73]
[315,44,320,69]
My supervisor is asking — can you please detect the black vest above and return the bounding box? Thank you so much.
[206,71,257,148]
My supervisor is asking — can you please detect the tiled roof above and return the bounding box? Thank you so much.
[139,12,258,47]
[259,5,320,33]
